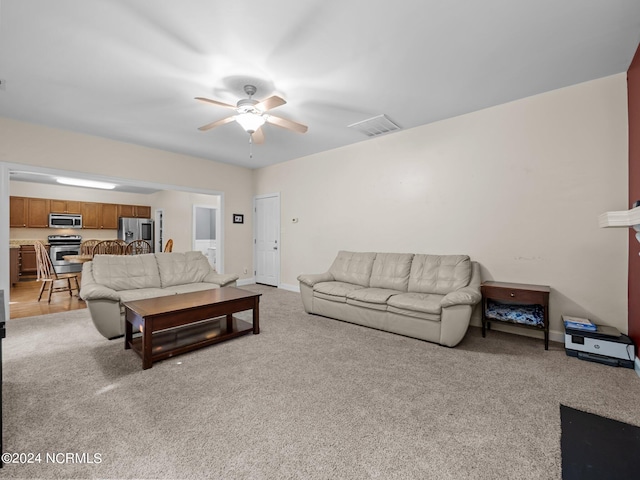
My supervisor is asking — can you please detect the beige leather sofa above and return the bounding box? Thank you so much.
[298,251,481,347]
[80,251,238,339]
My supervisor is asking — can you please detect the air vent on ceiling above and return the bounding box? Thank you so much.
[348,114,401,137]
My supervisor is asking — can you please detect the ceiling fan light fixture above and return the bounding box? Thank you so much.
[235,112,267,133]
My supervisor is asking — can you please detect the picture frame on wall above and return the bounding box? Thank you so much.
[233,214,244,224]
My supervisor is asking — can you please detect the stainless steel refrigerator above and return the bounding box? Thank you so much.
[118,217,155,252]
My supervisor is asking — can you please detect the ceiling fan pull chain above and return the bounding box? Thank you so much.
[249,133,253,158]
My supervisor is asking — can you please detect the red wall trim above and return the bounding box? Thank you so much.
[628,43,640,349]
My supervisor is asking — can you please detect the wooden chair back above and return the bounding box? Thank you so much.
[163,239,173,252]
[80,239,100,256]
[93,240,124,255]
[34,240,57,281]
[125,240,152,255]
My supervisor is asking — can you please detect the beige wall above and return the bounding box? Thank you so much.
[254,74,630,340]
[0,118,253,279]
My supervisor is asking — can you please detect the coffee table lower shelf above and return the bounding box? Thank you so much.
[127,316,253,366]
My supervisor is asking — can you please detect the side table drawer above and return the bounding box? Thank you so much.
[481,286,548,305]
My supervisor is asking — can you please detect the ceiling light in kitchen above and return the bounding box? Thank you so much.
[56,177,116,190]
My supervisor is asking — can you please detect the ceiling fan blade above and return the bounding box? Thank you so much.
[255,95,286,112]
[266,115,308,133]
[252,128,265,144]
[195,97,237,109]
[198,116,235,131]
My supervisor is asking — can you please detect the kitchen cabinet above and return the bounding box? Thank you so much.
[10,196,151,229]
[136,205,151,218]
[100,203,119,229]
[82,202,118,229]
[27,198,50,228]
[10,196,50,228]
[81,202,100,229]
[10,247,20,285]
[19,244,49,276]
[118,204,151,218]
[10,196,28,227]
[50,199,81,214]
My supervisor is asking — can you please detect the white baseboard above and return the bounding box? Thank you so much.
[550,330,565,344]
[236,278,255,286]
[279,283,300,293]
[635,356,640,378]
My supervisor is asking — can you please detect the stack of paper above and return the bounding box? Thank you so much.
[563,315,597,332]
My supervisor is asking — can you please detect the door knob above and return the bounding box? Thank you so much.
[273,246,278,250]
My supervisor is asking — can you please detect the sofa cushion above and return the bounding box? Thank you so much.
[387,292,444,315]
[118,288,175,316]
[408,255,471,295]
[328,251,376,287]
[347,288,402,304]
[387,305,441,322]
[345,287,401,312]
[91,254,161,291]
[119,287,174,303]
[163,283,221,295]
[155,251,214,288]
[314,281,365,303]
[369,253,414,291]
[346,298,388,311]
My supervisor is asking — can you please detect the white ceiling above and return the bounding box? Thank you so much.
[1,0,639,170]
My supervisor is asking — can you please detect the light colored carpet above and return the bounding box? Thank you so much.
[2,284,640,479]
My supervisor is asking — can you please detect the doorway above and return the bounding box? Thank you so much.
[192,205,220,271]
[1,162,226,317]
[254,193,280,286]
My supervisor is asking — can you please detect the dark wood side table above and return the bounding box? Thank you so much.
[481,281,551,350]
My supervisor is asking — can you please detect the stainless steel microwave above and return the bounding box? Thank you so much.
[49,213,82,229]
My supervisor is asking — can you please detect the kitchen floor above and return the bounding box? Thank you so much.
[9,275,86,319]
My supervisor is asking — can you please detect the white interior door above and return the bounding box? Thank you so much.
[254,193,280,286]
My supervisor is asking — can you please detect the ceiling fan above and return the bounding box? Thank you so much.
[195,84,308,144]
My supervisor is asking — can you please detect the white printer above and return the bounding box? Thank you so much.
[564,322,635,368]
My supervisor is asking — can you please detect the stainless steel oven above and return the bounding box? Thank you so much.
[48,235,82,274]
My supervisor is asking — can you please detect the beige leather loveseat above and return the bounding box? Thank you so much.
[298,251,481,347]
[80,251,238,339]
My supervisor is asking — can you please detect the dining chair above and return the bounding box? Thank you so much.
[80,239,100,256]
[34,240,80,303]
[125,239,152,255]
[93,240,124,255]
[163,239,173,252]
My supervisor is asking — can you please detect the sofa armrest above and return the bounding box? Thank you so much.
[297,272,334,287]
[79,261,120,302]
[203,272,239,287]
[441,286,481,308]
[80,283,121,302]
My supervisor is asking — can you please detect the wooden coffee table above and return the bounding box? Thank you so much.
[123,287,261,369]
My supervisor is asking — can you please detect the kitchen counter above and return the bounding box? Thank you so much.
[10,239,48,247]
